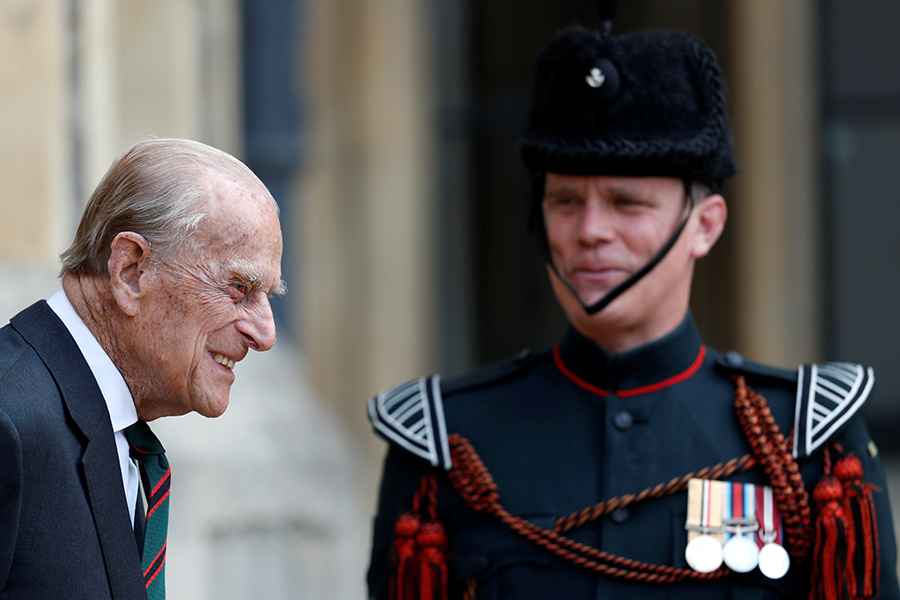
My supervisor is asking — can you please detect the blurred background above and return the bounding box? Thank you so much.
[1,0,898,597]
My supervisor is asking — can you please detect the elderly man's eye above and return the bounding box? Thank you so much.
[230,283,250,300]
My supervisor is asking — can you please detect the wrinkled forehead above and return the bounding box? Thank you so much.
[181,175,281,273]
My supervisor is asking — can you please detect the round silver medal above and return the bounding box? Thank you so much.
[685,534,723,573]
[722,535,759,573]
[758,543,790,579]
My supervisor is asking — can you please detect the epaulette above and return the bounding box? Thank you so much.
[368,375,452,470]
[716,352,875,459]
[794,361,874,459]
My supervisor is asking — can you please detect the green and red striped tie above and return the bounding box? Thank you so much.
[125,421,170,600]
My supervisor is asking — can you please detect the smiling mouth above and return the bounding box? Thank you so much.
[212,353,236,370]
[571,267,626,281]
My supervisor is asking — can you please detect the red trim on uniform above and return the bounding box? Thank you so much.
[617,346,706,398]
[553,343,706,398]
[553,345,609,397]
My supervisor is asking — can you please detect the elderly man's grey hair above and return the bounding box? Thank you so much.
[59,137,278,277]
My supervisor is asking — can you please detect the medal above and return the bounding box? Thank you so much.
[722,482,759,573]
[758,542,791,579]
[756,485,790,579]
[687,479,788,577]
[685,479,724,572]
[686,533,724,573]
[723,535,759,573]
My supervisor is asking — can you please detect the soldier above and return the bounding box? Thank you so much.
[366,21,899,600]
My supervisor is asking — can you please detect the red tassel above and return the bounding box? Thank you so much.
[390,513,422,600]
[834,454,880,600]
[810,474,850,600]
[416,521,449,600]
[390,473,449,600]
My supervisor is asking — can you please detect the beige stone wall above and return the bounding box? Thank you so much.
[299,0,438,477]
[0,0,243,263]
[0,1,71,265]
[728,0,822,366]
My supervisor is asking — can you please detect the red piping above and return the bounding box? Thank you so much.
[553,345,608,397]
[553,344,706,398]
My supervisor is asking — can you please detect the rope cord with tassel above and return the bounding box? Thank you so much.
[808,444,881,600]
[389,473,449,600]
[834,450,880,599]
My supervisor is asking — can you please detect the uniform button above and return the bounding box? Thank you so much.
[724,351,744,367]
[613,410,633,431]
[610,507,630,523]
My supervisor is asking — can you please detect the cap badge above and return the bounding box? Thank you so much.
[585,67,606,88]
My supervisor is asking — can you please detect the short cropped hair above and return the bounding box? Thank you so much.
[60,137,277,277]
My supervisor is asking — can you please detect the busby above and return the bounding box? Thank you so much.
[519,27,737,187]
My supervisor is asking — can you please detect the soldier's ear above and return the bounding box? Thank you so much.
[689,194,727,259]
[107,232,151,316]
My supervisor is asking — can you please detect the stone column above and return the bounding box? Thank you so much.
[300,0,438,477]
[728,0,822,366]
[0,0,71,292]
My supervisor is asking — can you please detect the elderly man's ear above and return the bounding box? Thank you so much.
[107,232,152,316]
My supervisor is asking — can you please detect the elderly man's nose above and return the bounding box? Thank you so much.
[239,300,277,351]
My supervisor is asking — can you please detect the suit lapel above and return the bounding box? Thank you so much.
[11,301,147,600]
[82,428,148,599]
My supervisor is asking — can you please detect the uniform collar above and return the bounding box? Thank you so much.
[554,313,705,398]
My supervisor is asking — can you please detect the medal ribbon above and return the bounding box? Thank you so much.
[732,483,757,540]
[702,479,712,533]
[756,484,784,546]
[723,482,733,540]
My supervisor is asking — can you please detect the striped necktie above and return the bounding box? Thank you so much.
[124,421,170,600]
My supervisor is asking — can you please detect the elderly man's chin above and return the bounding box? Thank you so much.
[180,381,233,419]
[178,402,227,420]
[193,390,232,418]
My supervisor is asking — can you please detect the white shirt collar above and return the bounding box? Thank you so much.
[47,289,138,433]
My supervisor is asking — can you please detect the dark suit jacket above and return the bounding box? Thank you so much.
[0,301,147,599]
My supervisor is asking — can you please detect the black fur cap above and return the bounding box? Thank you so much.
[519,27,737,186]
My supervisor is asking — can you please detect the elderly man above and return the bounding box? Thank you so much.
[0,138,284,599]
[367,22,898,600]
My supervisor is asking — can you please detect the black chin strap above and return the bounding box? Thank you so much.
[545,179,696,315]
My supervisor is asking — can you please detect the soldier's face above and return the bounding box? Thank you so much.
[542,173,723,352]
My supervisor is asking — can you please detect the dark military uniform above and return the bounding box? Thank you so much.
[368,315,900,599]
